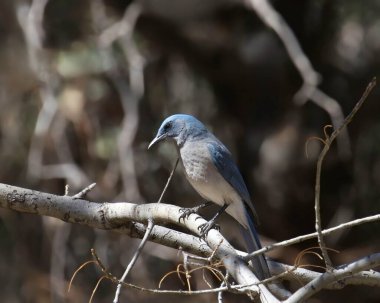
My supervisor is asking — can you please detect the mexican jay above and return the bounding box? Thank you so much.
[148,114,270,280]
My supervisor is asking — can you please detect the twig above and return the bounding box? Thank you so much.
[75,251,233,296]
[217,279,227,303]
[83,249,380,300]
[72,183,97,199]
[158,158,180,203]
[244,213,380,260]
[113,219,155,303]
[245,79,377,264]
[64,184,69,196]
[158,252,225,291]
[70,248,380,299]
[314,78,376,269]
[285,253,380,303]
[304,88,351,158]
[113,158,179,302]
[270,261,380,289]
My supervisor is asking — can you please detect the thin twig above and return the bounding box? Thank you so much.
[92,251,380,300]
[314,78,376,269]
[158,158,179,203]
[285,253,380,303]
[113,219,155,302]
[64,184,69,196]
[218,279,227,303]
[245,198,380,260]
[113,158,179,302]
[245,81,377,264]
[71,247,380,298]
[72,183,97,199]
[270,262,380,289]
[299,86,351,158]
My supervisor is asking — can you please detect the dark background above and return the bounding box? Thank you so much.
[0,0,379,302]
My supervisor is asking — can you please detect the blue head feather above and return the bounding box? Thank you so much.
[149,114,207,148]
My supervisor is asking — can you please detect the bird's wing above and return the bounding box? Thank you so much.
[207,139,269,279]
[207,139,259,221]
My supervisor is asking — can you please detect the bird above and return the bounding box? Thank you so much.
[148,114,270,280]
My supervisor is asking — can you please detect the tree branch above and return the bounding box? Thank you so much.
[245,213,380,260]
[0,183,279,302]
[270,262,380,289]
[1,182,379,300]
[314,77,376,269]
[285,253,380,303]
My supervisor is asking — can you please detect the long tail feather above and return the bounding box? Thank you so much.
[240,203,270,280]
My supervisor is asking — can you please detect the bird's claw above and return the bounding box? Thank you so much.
[178,207,200,222]
[198,221,220,239]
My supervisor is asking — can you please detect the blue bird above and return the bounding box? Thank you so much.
[148,114,270,280]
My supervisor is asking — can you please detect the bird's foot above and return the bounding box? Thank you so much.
[198,221,220,239]
[197,203,227,238]
[178,202,212,222]
[178,206,202,222]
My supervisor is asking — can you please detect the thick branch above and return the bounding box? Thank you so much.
[0,183,278,302]
[1,183,380,300]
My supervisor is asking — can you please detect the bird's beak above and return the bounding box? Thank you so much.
[148,134,167,150]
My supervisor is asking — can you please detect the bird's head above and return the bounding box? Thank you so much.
[148,114,208,149]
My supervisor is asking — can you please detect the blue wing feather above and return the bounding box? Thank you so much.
[207,138,269,279]
[207,139,251,203]
[207,139,259,223]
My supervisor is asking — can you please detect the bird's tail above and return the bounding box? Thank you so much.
[240,202,271,280]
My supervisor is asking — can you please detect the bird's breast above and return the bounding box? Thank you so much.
[180,143,211,182]
[179,142,240,207]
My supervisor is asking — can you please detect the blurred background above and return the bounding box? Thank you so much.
[0,0,380,302]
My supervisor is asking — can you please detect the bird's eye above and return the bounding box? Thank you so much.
[163,121,172,131]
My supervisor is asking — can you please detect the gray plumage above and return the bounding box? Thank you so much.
[149,114,270,280]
